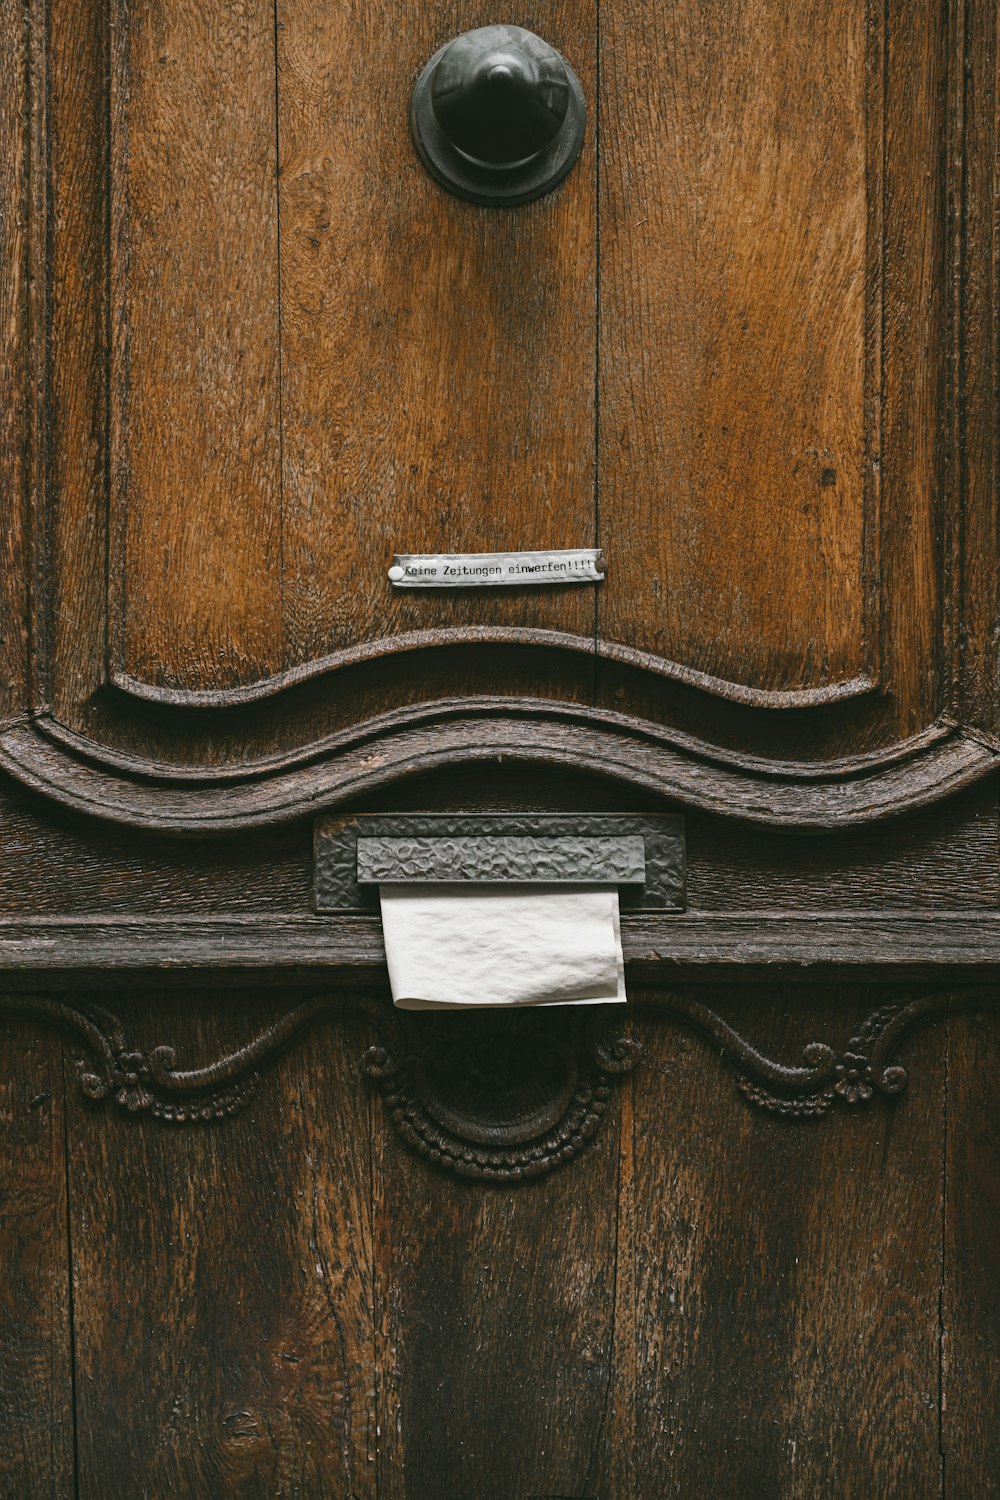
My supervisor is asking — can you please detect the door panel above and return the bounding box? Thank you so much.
[600,0,872,698]
[111,0,285,693]
[0,0,29,729]
[372,1048,621,1500]
[0,1019,74,1499]
[629,993,945,1498]
[274,0,598,669]
[66,996,375,1498]
[8,0,992,767]
[3,992,998,1495]
[943,1011,1000,1500]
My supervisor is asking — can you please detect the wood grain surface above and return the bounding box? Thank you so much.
[622,990,945,1497]
[4,991,996,1495]
[372,1064,620,1499]
[942,1008,1000,1497]
[0,0,29,725]
[598,0,870,695]
[1,707,995,839]
[2,0,999,1493]
[110,0,284,691]
[876,0,948,739]
[0,1019,73,1498]
[4,914,1000,988]
[276,0,598,669]
[954,0,1000,737]
[46,0,108,726]
[67,995,376,1497]
[11,0,992,776]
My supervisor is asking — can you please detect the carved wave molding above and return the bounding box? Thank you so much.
[0,706,996,833]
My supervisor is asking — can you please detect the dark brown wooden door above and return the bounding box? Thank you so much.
[2,0,999,1495]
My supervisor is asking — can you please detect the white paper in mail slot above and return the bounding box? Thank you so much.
[379,884,626,1010]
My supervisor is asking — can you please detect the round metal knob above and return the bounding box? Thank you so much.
[410,25,586,206]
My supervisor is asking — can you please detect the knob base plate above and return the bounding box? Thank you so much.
[410,39,586,207]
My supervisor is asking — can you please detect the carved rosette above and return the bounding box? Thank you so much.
[363,1007,642,1182]
[733,1001,915,1118]
[80,1045,260,1123]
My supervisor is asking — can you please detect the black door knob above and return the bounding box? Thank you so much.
[410,25,586,206]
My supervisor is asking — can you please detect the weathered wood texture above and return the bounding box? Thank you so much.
[46,0,108,725]
[2,0,999,1491]
[0,1018,73,1499]
[1,711,995,840]
[275,0,597,665]
[66,994,376,1497]
[110,0,284,691]
[599,0,870,695]
[0,739,992,929]
[6,914,1000,988]
[956,0,1000,735]
[877,0,949,739]
[13,0,988,772]
[0,992,997,1493]
[0,0,29,726]
[372,1040,621,1499]
[622,988,946,1498]
[102,0,599,700]
[4,989,991,1495]
[943,1008,1000,1497]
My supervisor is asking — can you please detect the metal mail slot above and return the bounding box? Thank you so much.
[356,835,646,886]
[314,813,686,913]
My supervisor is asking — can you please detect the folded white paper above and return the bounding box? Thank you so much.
[379,884,627,1010]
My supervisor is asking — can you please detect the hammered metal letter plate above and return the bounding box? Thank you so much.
[356,834,646,887]
[314,813,685,913]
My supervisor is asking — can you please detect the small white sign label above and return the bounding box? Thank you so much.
[388,548,606,588]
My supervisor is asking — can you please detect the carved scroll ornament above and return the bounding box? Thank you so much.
[2,990,995,1182]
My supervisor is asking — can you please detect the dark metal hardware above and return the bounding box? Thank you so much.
[410,24,586,206]
[356,834,647,886]
[314,813,686,913]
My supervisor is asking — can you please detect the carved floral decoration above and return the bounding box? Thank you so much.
[1,991,995,1181]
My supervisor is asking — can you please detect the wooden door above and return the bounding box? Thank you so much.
[2,0,999,1495]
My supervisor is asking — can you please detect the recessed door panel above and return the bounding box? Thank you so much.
[599,0,873,697]
[110,1,598,695]
[4,0,994,782]
[111,0,285,691]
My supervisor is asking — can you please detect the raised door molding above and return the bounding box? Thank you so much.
[0,706,994,835]
[1,0,997,821]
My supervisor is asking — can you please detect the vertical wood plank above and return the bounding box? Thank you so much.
[598,0,870,695]
[608,1052,638,1500]
[942,1008,1000,1498]
[68,995,375,1497]
[275,0,597,669]
[625,990,944,1498]
[111,0,284,692]
[0,0,30,722]
[47,0,109,721]
[879,0,948,736]
[955,0,1000,735]
[0,1018,74,1498]
[372,1044,620,1499]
